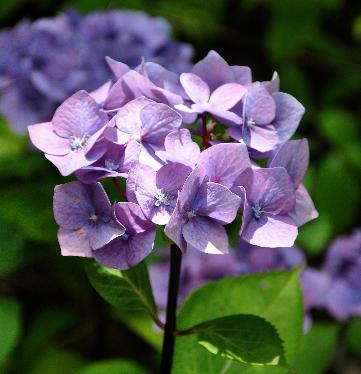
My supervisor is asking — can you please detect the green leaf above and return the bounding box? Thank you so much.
[293,323,340,374]
[78,359,146,374]
[0,298,22,366]
[345,318,361,356]
[84,259,157,316]
[173,269,303,373]
[194,314,284,366]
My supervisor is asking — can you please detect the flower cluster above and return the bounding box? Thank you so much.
[302,230,361,322]
[0,9,193,133]
[28,50,318,271]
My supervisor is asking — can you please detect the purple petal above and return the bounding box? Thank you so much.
[207,106,243,126]
[183,217,229,254]
[241,211,298,248]
[58,228,93,258]
[195,182,241,224]
[243,124,279,153]
[289,184,318,227]
[28,122,70,156]
[52,90,108,138]
[250,167,295,215]
[93,230,155,270]
[272,92,305,143]
[262,72,280,94]
[105,56,131,79]
[89,81,112,106]
[209,83,246,110]
[245,84,276,125]
[156,129,200,167]
[86,219,125,251]
[192,50,233,91]
[179,73,210,104]
[231,65,252,85]
[164,199,188,252]
[140,102,182,145]
[198,143,251,188]
[269,139,309,187]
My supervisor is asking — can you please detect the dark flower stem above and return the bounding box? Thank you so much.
[160,244,182,374]
[112,177,127,200]
[202,114,211,148]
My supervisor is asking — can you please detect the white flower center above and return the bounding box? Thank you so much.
[104,159,119,171]
[70,135,89,150]
[247,118,256,127]
[133,131,142,142]
[154,189,170,207]
[252,201,263,220]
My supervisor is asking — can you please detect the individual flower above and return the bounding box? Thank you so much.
[75,138,140,184]
[0,10,193,132]
[165,166,241,254]
[269,139,318,226]
[53,181,125,257]
[236,167,297,247]
[28,91,109,176]
[93,202,156,270]
[129,162,192,225]
[106,97,182,169]
[175,73,246,125]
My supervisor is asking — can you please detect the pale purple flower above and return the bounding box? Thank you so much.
[175,73,246,125]
[129,162,192,225]
[106,97,182,169]
[228,83,305,153]
[165,166,241,254]
[53,181,125,257]
[269,139,318,226]
[75,138,140,184]
[28,91,108,176]
[236,167,298,248]
[93,202,156,270]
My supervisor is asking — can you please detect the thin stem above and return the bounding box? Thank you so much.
[202,114,211,149]
[160,244,182,374]
[112,177,127,200]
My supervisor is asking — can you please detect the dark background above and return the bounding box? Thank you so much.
[0,1,360,373]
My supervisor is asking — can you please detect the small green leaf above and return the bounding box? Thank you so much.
[194,314,284,366]
[173,269,303,373]
[78,359,146,374]
[0,298,22,366]
[84,259,157,316]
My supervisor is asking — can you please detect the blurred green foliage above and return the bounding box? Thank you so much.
[0,0,360,373]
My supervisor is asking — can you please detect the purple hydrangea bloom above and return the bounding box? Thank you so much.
[53,181,125,257]
[175,73,246,125]
[129,162,192,225]
[269,139,318,226]
[165,165,241,254]
[236,167,298,247]
[28,91,108,176]
[93,202,156,270]
[0,10,193,133]
[105,97,182,169]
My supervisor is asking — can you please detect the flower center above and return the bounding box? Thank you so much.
[252,201,263,220]
[121,232,130,241]
[154,189,170,207]
[186,210,196,219]
[104,159,119,171]
[133,131,142,142]
[70,135,88,150]
[247,118,256,127]
[88,213,98,222]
